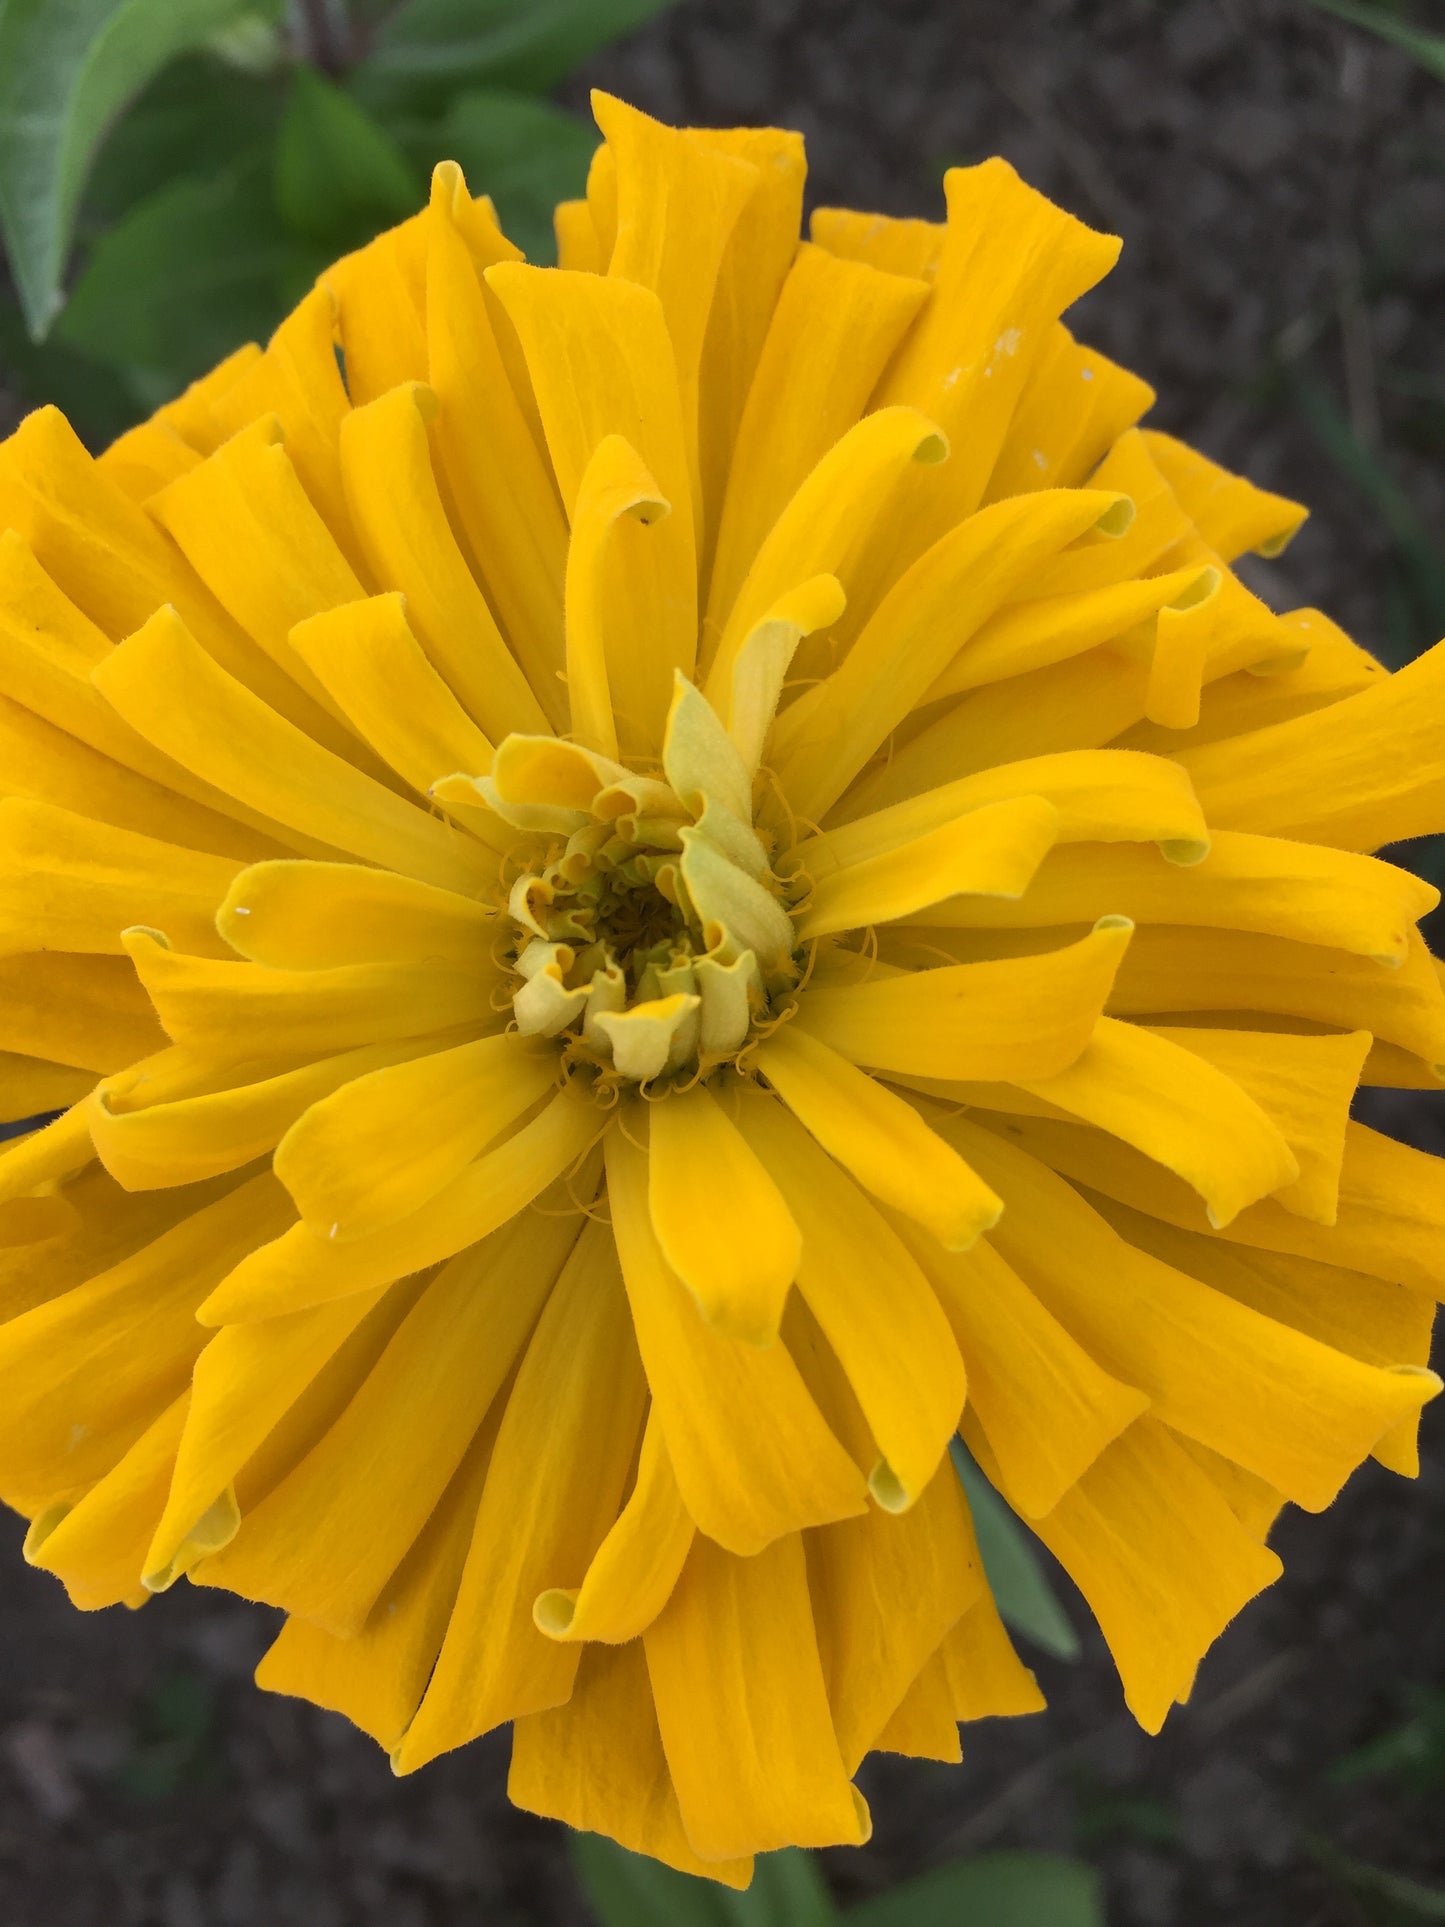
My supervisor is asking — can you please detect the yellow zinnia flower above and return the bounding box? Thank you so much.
[2,90,1443,1885]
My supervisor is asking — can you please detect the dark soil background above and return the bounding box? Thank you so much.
[3,2,1444,1922]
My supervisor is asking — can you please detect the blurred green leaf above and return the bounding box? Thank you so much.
[950,1443,1080,1661]
[79,52,281,226]
[57,150,317,394]
[275,65,421,250]
[116,1667,217,1801]
[1329,1690,1445,1792]
[1308,1835,1445,1921]
[400,89,597,263]
[354,0,676,114]
[847,1852,1105,1927]
[0,0,277,338]
[571,1836,839,1927]
[1301,0,1445,80]
[0,289,139,442]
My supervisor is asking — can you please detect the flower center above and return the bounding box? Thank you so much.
[471,708,803,1088]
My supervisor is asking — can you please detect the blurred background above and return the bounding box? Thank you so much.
[1,0,1443,1921]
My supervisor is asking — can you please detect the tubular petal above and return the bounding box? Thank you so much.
[644,1531,870,1859]
[605,1114,867,1555]
[647,1083,801,1346]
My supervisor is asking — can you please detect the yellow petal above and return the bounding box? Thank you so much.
[338,384,549,740]
[738,1090,966,1510]
[0,951,165,1073]
[944,1113,1442,1509]
[1178,639,1445,851]
[983,324,1153,502]
[795,794,1060,941]
[647,1082,800,1346]
[1016,1015,1300,1228]
[921,830,1436,966]
[90,1039,427,1191]
[872,1648,962,1765]
[26,1392,189,1610]
[565,433,670,760]
[797,920,1131,1081]
[807,1440,985,1772]
[274,1033,556,1240]
[0,1102,93,1205]
[217,858,495,970]
[0,797,242,958]
[94,606,491,894]
[754,1024,1000,1249]
[771,487,1130,821]
[534,1405,695,1645]
[198,1089,602,1321]
[193,1207,585,1634]
[644,1531,870,1858]
[1002,1418,1281,1733]
[395,1218,647,1769]
[0,1171,292,1512]
[0,1051,94,1120]
[288,593,499,811]
[938,1588,1046,1720]
[124,927,499,1060]
[723,573,847,777]
[604,1110,867,1554]
[1141,428,1306,561]
[706,241,928,630]
[510,1637,752,1888]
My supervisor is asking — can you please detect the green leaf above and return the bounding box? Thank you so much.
[570,1836,839,1927]
[400,89,597,263]
[274,65,422,251]
[79,52,280,226]
[846,1852,1104,1927]
[1300,0,1445,81]
[354,0,677,114]
[56,151,318,393]
[0,288,140,444]
[1308,1835,1445,1921]
[950,1443,1080,1661]
[0,0,276,338]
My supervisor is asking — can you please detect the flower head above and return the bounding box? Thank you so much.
[1,92,1443,1884]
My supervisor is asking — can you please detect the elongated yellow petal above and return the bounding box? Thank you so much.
[255,1409,501,1752]
[198,1090,602,1321]
[196,1209,585,1635]
[0,951,164,1072]
[944,1113,1441,1509]
[396,1218,647,1770]
[818,747,1209,866]
[91,1039,428,1191]
[644,1531,870,1858]
[565,434,669,760]
[1142,428,1306,562]
[808,1455,984,1772]
[737,1091,966,1509]
[983,324,1153,502]
[704,405,947,696]
[798,920,1131,1081]
[920,829,1436,965]
[795,794,1059,940]
[94,607,491,894]
[1109,925,1445,1067]
[605,1112,867,1554]
[288,593,498,809]
[939,1588,1046,1720]
[26,1392,189,1610]
[999,1418,1281,1733]
[1017,1015,1300,1227]
[0,797,241,958]
[0,1172,292,1512]
[124,928,499,1060]
[274,1033,556,1241]
[772,488,1129,820]
[217,859,494,971]
[0,1051,93,1120]
[754,1024,1000,1250]
[510,1638,752,1889]
[723,573,846,777]
[534,1406,695,1645]
[647,1082,800,1345]
[142,1285,390,1590]
[904,1225,1147,1518]
[1179,639,1445,851]
[0,1102,93,1205]
[707,242,928,629]
[339,384,550,740]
